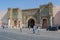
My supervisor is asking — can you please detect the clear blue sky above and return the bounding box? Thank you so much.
[0,0,60,11]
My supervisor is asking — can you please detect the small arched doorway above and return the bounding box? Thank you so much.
[42,19,48,29]
[14,20,17,27]
[28,19,35,28]
[18,21,20,28]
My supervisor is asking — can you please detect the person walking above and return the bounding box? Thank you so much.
[1,24,5,32]
[33,25,36,34]
[2,25,4,29]
[37,27,41,35]
[20,24,23,32]
[29,25,31,30]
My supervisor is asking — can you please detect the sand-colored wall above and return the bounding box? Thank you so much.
[53,6,60,26]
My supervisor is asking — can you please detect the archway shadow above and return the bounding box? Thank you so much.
[28,18,35,28]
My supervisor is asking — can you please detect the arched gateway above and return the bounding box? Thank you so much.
[28,19,35,28]
[42,19,48,28]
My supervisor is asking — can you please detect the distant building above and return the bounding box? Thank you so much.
[1,2,60,28]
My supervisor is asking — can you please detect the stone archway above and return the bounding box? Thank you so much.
[26,17,36,28]
[42,19,48,29]
[28,19,35,28]
[18,21,20,28]
[14,20,17,27]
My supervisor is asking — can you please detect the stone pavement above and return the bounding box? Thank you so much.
[0,28,60,40]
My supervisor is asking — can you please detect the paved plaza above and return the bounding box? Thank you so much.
[0,28,60,40]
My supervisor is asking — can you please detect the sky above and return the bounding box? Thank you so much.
[0,0,60,11]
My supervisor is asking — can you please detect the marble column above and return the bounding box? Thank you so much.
[8,19,10,28]
[40,17,42,28]
[50,16,53,27]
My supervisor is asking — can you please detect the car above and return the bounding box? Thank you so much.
[47,26,58,31]
[58,26,60,30]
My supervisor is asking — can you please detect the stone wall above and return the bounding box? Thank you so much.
[53,6,60,26]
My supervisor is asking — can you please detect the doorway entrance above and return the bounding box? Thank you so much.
[28,19,35,28]
[18,21,20,28]
[42,19,48,28]
[14,20,17,27]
